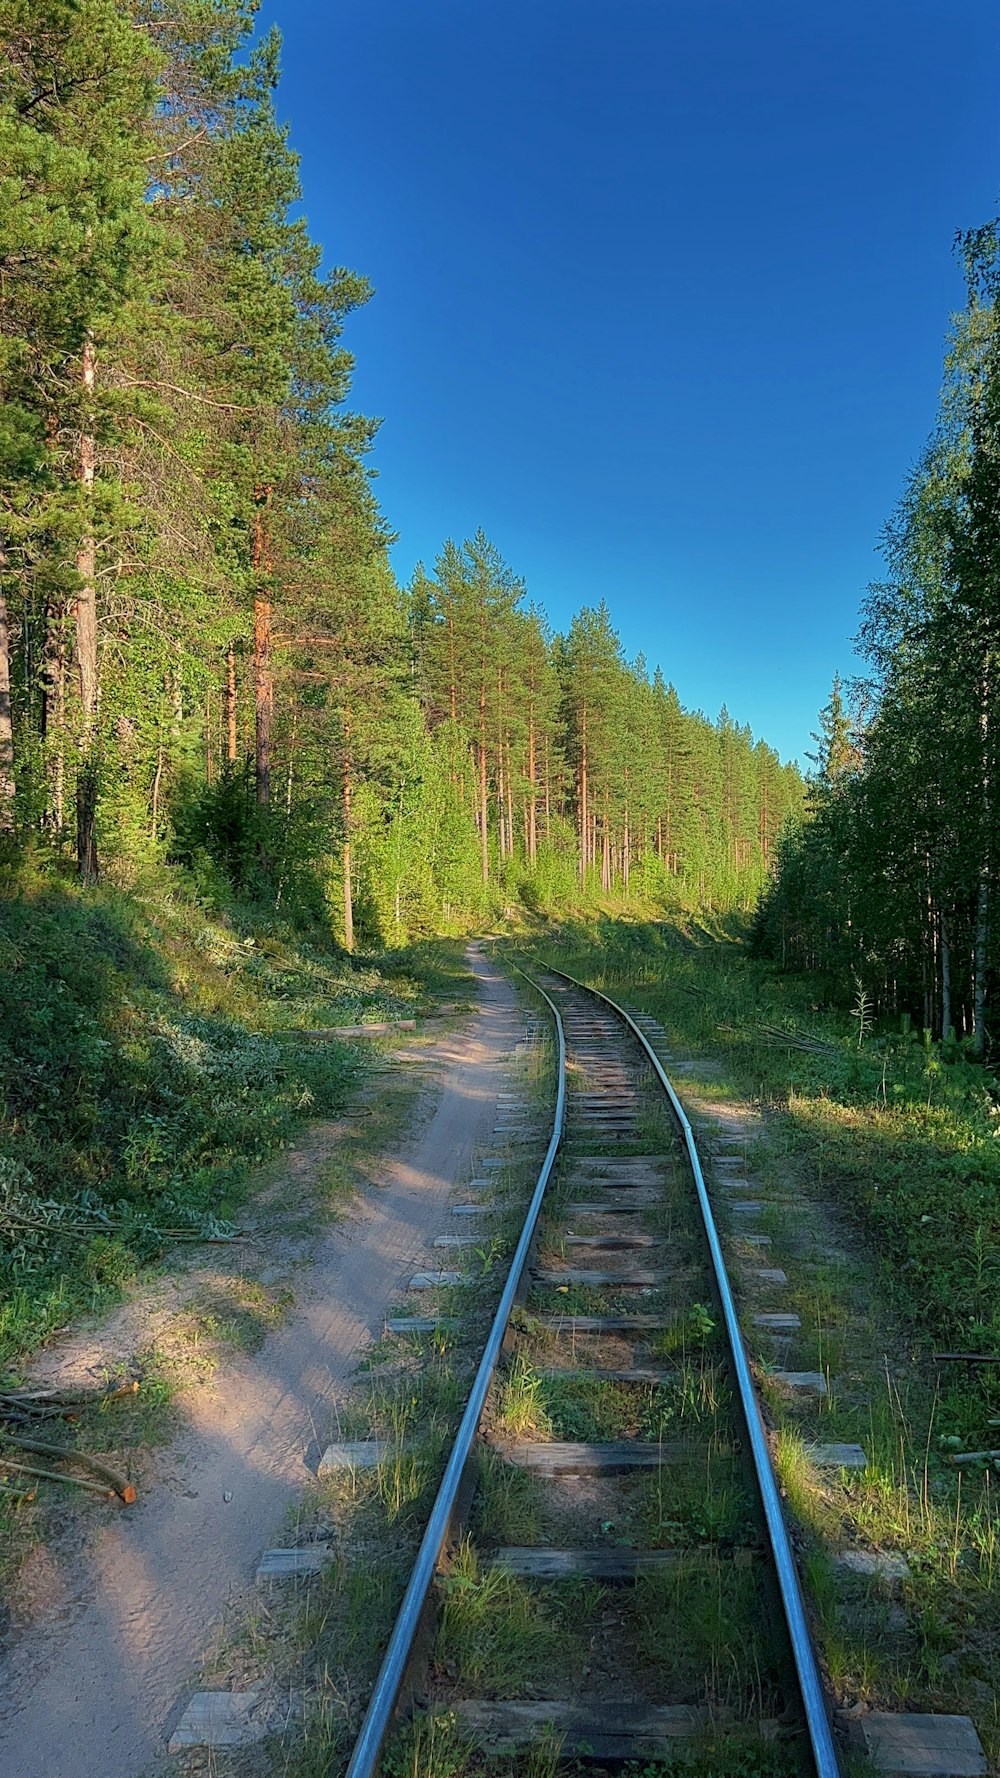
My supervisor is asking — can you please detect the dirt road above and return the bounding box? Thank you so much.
[0,943,522,1778]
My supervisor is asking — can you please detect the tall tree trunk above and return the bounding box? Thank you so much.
[579,702,588,882]
[75,332,99,880]
[496,670,506,861]
[342,740,354,953]
[505,730,514,855]
[941,909,952,1039]
[42,600,65,828]
[478,668,489,883]
[0,574,14,833]
[225,642,238,764]
[527,699,537,861]
[253,487,273,818]
[974,676,990,1058]
[601,788,611,892]
[254,594,271,808]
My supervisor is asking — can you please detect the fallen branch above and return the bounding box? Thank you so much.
[0,1456,119,1496]
[950,1448,1000,1467]
[933,1352,1000,1365]
[0,1433,136,1503]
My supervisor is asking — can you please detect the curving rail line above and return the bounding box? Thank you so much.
[345,963,839,1778]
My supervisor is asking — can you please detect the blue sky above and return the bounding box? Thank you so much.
[268,0,999,764]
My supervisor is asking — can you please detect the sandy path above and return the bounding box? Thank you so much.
[0,943,521,1778]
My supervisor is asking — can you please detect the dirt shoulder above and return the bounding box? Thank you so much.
[0,942,523,1778]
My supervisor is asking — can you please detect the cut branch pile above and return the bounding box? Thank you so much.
[0,1382,139,1504]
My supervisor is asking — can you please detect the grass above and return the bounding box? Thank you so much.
[513,914,1000,1763]
[0,871,470,1371]
[435,1540,570,1695]
[632,1558,785,1714]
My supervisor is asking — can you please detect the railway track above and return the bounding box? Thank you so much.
[346,965,839,1778]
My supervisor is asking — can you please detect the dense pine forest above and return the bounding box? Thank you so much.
[755,219,1000,1053]
[0,1,802,946]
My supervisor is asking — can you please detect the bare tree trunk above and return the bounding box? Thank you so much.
[501,725,508,856]
[75,332,99,880]
[225,642,238,764]
[623,805,630,893]
[496,690,506,862]
[253,488,273,821]
[254,596,271,807]
[974,678,990,1058]
[0,569,14,833]
[478,670,489,883]
[527,699,537,862]
[579,703,588,882]
[601,789,611,892]
[42,601,65,828]
[342,742,354,954]
[941,909,952,1039]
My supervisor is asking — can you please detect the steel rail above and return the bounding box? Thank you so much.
[547,966,841,1778]
[344,969,566,1778]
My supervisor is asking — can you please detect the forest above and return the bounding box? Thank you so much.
[755,218,1000,1055]
[0,0,802,947]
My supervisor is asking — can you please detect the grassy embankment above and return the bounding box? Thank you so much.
[0,867,470,1374]
[514,914,1000,1758]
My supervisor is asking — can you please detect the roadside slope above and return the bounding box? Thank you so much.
[0,943,521,1778]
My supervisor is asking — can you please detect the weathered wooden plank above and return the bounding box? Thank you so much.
[570,1155,674,1170]
[860,1714,987,1777]
[168,1691,300,1752]
[533,1266,680,1287]
[772,1370,827,1394]
[530,1273,676,1287]
[487,1545,743,1579]
[318,1441,401,1472]
[539,1366,678,1383]
[534,1314,676,1332]
[752,1267,788,1285]
[807,1442,868,1470]
[565,1197,659,1214]
[753,1312,800,1330]
[564,1232,659,1250]
[835,1549,910,1580]
[452,1700,772,1759]
[498,1439,690,1474]
[257,1546,332,1580]
[409,1270,463,1289]
[385,1317,458,1334]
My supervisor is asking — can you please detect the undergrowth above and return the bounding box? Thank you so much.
[0,866,468,1367]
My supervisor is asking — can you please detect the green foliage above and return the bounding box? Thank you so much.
[526,915,1000,1357]
[756,214,1000,1058]
[0,865,445,1365]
